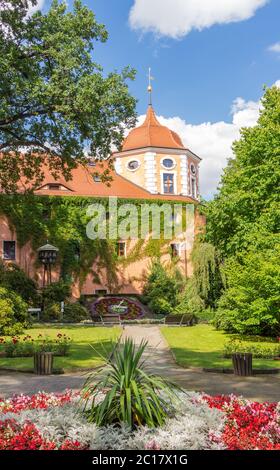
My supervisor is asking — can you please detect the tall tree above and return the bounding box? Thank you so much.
[206,85,280,256]
[206,85,280,335]
[0,0,136,192]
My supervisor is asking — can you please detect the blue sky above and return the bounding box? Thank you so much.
[40,0,280,198]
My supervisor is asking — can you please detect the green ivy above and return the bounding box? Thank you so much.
[0,194,195,292]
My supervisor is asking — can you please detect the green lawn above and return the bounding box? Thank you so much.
[0,326,121,372]
[161,324,279,370]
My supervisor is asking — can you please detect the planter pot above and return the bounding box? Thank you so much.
[34,352,54,375]
[232,353,253,376]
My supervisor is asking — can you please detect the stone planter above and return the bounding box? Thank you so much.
[34,352,53,375]
[232,353,253,376]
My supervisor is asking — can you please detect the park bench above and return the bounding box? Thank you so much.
[165,313,197,326]
[91,314,103,324]
[101,314,122,326]
[181,313,197,326]
[164,314,184,325]
[28,307,41,322]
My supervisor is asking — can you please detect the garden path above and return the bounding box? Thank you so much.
[0,325,279,402]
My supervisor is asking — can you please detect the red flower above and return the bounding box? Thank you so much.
[204,395,280,450]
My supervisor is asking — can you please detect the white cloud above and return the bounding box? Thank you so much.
[129,0,269,38]
[28,0,45,14]
[138,97,261,199]
[268,42,280,54]
[0,1,44,16]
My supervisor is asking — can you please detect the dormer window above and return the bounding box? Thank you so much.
[48,184,60,190]
[93,174,101,183]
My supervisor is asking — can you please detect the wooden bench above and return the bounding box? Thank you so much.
[164,314,184,325]
[165,313,197,326]
[91,314,103,324]
[101,314,122,326]
[181,313,197,326]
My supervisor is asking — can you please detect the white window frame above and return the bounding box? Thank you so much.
[161,170,177,195]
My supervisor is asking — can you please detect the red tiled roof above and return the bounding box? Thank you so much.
[34,161,197,203]
[122,105,186,152]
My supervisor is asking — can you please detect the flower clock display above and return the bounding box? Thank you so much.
[0,391,279,450]
[91,297,145,320]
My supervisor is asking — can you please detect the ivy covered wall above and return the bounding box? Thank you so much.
[0,194,199,294]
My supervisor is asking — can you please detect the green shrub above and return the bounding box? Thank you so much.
[223,338,280,359]
[82,339,181,429]
[148,297,172,316]
[43,281,71,306]
[142,261,181,315]
[194,308,216,323]
[214,247,280,336]
[62,302,89,323]
[0,287,28,335]
[191,243,224,309]
[175,278,205,315]
[41,303,62,322]
[0,261,38,303]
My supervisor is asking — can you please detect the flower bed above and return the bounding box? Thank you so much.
[0,391,279,450]
[204,395,280,450]
[0,333,72,358]
[91,297,144,320]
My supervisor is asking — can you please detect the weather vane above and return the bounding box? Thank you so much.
[147,67,154,105]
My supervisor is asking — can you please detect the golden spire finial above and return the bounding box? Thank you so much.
[147,67,154,105]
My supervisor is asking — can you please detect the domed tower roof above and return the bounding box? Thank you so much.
[122,105,186,152]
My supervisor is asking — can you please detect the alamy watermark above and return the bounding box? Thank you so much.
[86,197,195,250]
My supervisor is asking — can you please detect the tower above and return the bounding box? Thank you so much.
[114,72,201,200]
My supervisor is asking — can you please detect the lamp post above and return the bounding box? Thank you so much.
[37,242,59,287]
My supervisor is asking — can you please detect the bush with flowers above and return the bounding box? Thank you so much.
[0,390,278,450]
[0,333,72,357]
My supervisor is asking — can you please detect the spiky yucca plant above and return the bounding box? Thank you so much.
[82,338,181,429]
